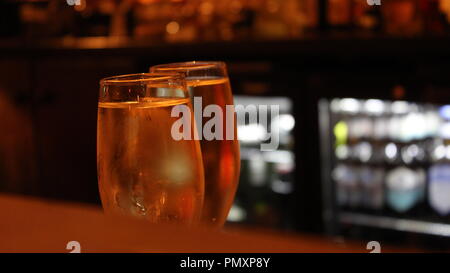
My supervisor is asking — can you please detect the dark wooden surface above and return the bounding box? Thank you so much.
[0,194,421,253]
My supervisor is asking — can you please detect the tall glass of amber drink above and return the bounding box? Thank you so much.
[150,62,241,228]
[97,73,204,225]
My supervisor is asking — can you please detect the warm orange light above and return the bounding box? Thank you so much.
[166,21,180,35]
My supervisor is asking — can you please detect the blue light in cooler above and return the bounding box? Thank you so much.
[439,105,450,120]
[385,143,398,160]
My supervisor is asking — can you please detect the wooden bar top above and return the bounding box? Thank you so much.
[0,194,417,253]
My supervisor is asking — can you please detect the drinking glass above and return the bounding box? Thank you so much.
[150,62,241,228]
[97,73,204,225]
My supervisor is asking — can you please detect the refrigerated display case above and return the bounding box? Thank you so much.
[320,97,450,242]
[227,95,296,230]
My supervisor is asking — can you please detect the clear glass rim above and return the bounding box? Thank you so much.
[150,61,226,72]
[100,72,184,86]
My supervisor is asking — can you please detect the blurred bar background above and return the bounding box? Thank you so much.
[2,0,450,250]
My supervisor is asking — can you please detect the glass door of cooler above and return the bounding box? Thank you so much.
[226,95,296,230]
[320,98,450,239]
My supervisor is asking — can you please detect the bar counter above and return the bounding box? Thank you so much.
[0,194,420,253]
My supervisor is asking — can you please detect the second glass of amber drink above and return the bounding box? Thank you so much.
[97,73,204,225]
[150,62,241,228]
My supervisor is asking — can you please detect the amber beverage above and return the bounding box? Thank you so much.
[97,73,204,225]
[151,62,241,227]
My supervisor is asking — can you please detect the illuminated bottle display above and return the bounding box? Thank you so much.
[385,167,425,213]
[329,98,450,221]
[428,163,450,216]
[427,105,450,217]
